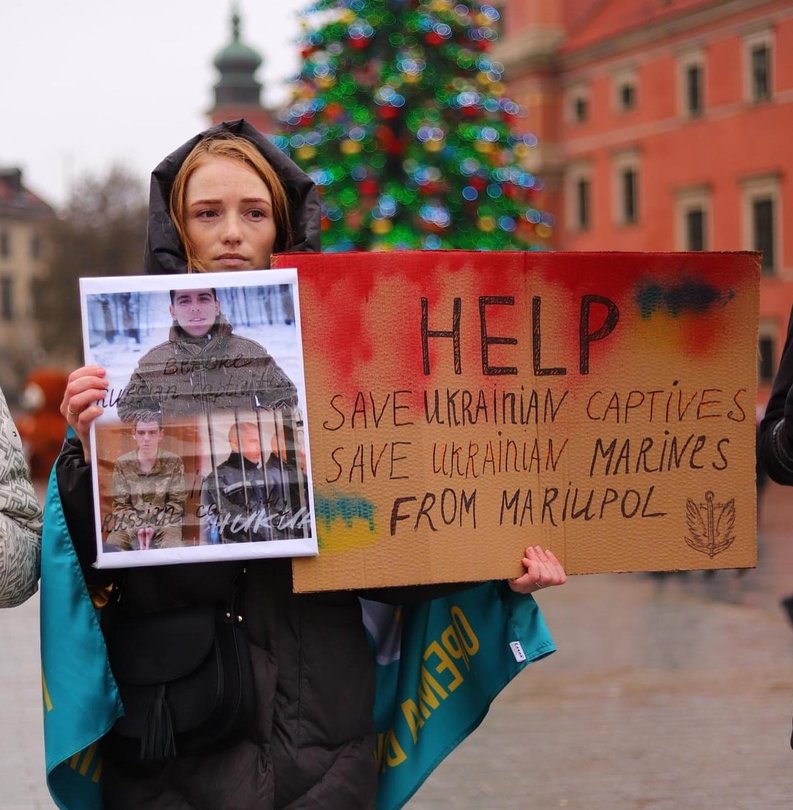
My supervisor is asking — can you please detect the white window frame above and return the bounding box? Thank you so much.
[743,29,773,103]
[741,174,780,275]
[675,186,712,251]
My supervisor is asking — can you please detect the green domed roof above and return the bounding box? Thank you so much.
[213,9,262,73]
[213,6,263,105]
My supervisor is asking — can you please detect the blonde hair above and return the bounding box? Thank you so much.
[170,134,293,272]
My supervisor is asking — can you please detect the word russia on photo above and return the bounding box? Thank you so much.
[79,268,317,568]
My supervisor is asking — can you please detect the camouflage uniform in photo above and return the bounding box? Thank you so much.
[106,449,187,550]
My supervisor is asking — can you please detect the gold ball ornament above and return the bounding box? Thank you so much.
[295,145,317,161]
[371,219,393,235]
[340,139,362,155]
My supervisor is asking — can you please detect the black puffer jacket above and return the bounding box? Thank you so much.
[58,120,461,810]
[759,306,793,483]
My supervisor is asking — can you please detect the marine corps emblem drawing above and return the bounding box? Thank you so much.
[684,491,736,558]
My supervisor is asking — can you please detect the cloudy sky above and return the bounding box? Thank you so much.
[1,0,309,207]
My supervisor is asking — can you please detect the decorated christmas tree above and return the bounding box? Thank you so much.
[275,0,553,251]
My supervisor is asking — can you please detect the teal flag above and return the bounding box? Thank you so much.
[39,445,553,809]
[40,460,123,810]
[366,583,555,810]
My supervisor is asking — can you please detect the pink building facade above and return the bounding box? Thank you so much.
[495,0,793,405]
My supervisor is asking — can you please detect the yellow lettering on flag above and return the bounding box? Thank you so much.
[41,672,53,712]
[376,729,407,772]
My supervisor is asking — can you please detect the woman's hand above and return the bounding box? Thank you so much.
[508,545,567,595]
[60,365,109,461]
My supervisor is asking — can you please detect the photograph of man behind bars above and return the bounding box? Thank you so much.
[82,274,315,564]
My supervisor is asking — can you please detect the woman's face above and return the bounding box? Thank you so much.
[183,155,277,271]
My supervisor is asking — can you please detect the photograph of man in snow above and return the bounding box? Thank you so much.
[201,418,309,545]
[116,286,298,424]
[104,414,186,551]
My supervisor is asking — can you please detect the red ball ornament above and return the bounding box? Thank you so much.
[351,36,371,50]
[325,103,344,121]
[359,179,378,196]
[378,105,400,120]
[376,124,395,146]
[425,32,443,46]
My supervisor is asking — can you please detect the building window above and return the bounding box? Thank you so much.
[566,164,593,233]
[30,233,41,261]
[675,187,711,251]
[758,335,775,383]
[0,231,9,259]
[686,64,703,116]
[753,197,775,271]
[0,276,12,321]
[751,44,771,100]
[745,32,772,103]
[620,82,636,111]
[622,169,637,224]
[613,69,637,114]
[576,178,591,230]
[742,175,780,275]
[613,152,640,226]
[679,49,705,118]
[568,85,589,124]
[686,209,706,251]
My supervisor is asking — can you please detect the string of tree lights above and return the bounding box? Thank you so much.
[275,0,554,251]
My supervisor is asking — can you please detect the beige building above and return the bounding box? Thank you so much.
[0,168,54,401]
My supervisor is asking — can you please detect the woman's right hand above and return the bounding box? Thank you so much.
[60,365,109,461]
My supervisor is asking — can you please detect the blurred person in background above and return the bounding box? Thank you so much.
[0,383,42,607]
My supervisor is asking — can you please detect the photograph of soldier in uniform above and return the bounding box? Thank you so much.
[201,414,310,545]
[81,269,317,568]
[104,414,187,551]
[117,286,298,423]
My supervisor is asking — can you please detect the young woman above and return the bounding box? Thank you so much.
[55,119,566,809]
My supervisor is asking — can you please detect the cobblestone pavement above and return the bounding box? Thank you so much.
[2,483,793,809]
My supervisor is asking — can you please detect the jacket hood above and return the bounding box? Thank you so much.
[145,119,320,275]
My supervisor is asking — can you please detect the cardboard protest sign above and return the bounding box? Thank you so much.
[270,251,760,592]
[79,270,317,568]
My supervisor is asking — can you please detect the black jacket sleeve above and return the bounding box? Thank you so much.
[759,305,793,484]
[56,438,115,588]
